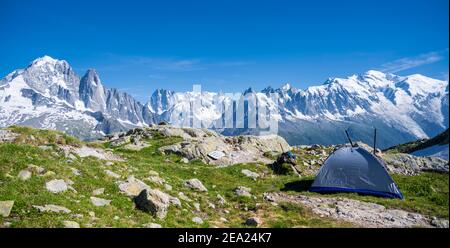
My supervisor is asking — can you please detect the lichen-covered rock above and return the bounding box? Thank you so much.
[0,201,14,217]
[134,189,174,219]
[157,126,290,166]
[18,170,32,181]
[90,197,111,206]
[105,169,121,179]
[192,216,204,224]
[63,220,80,228]
[0,129,18,142]
[118,176,151,197]
[184,178,208,192]
[92,188,105,196]
[241,169,260,179]
[234,186,252,197]
[45,179,68,193]
[33,204,71,214]
[382,153,449,175]
[263,192,447,228]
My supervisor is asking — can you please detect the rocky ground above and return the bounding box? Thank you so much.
[0,125,448,228]
[263,192,448,228]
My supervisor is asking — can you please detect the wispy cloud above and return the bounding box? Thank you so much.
[380,49,448,73]
[124,56,205,72]
[97,54,252,73]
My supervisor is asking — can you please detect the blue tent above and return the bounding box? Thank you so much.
[309,146,403,199]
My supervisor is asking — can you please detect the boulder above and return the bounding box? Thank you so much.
[192,216,204,224]
[18,170,32,181]
[63,220,80,228]
[104,170,121,179]
[92,188,105,196]
[147,176,165,185]
[0,201,14,217]
[45,179,68,193]
[118,176,151,197]
[245,217,261,226]
[193,202,201,211]
[143,223,162,228]
[33,204,71,214]
[184,179,208,192]
[383,153,449,175]
[134,189,172,219]
[90,197,111,207]
[241,169,260,179]
[156,126,290,166]
[234,186,252,197]
[0,129,18,142]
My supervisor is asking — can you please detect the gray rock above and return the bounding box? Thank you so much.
[157,126,290,166]
[118,176,151,197]
[431,218,449,228]
[90,197,111,206]
[234,186,252,197]
[180,157,189,164]
[241,169,260,179]
[134,189,172,219]
[184,178,208,192]
[45,179,68,193]
[143,223,162,228]
[104,169,121,179]
[383,153,449,175]
[18,170,32,181]
[71,168,82,176]
[147,176,165,185]
[263,192,444,228]
[245,217,261,226]
[217,194,227,205]
[164,184,173,191]
[63,220,80,228]
[0,129,18,142]
[92,188,105,196]
[33,204,71,213]
[0,201,14,217]
[193,202,201,211]
[192,216,204,224]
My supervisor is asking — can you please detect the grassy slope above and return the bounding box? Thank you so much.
[0,127,448,227]
[383,128,449,154]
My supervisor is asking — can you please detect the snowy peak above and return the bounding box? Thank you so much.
[79,69,106,111]
[30,55,67,67]
[150,89,175,114]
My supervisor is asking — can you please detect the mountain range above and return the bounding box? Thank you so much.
[0,56,448,148]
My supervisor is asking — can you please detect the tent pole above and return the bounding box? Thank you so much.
[373,128,377,155]
[345,130,354,147]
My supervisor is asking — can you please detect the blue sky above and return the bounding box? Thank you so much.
[0,0,448,102]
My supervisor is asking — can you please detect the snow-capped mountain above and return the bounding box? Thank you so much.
[0,56,155,139]
[1,56,448,148]
[149,70,448,148]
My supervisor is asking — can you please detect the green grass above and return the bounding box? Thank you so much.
[281,173,449,219]
[0,127,448,227]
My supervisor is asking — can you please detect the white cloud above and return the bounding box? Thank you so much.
[380,50,447,73]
